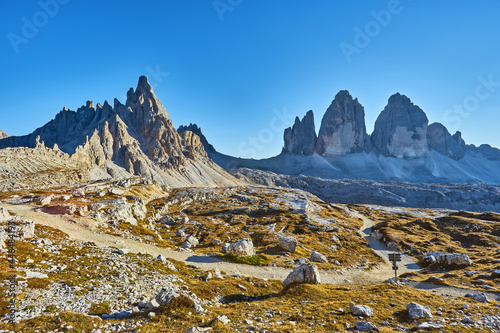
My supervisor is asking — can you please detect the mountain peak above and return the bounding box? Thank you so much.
[0,130,8,139]
[388,92,411,106]
[136,75,153,94]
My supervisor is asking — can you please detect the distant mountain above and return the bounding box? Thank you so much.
[189,91,500,184]
[0,76,238,187]
[0,130,7,139]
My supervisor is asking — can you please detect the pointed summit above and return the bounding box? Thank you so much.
[0,130,8,139]
[316,90,367,156]
[372,93,429,158]
[282,110,317,155]
[137,75,153,93]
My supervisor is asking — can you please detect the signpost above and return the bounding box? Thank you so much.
[388,253,402,283]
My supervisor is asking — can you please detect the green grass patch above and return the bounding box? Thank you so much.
[222,254,271,266]
[88,301,111,316]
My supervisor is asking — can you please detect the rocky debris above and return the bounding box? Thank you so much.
[187,327,212,333]
[372,93,429,158]
[95,196,146,226]
[310,250,328,263]
[0,216,35,240]
[159,214,176,225]
[282,110,317,156]
[214,315,230,326]
[202,271,212,282]
[227,238,256,256]
[156,255,177,271]
[221,243,230,254]
[0,207,10,222]
[413,322,444,330]
[282,263,321,288]
[278,234,297,252]
[406,302,432,319]
[182,236,199,249]
[213,268,223,279]
[467,292,489,303]
[316,90,367,155]
[355,320,380,332]
[349,302,373,317]
[154,285,204,313]
[427,122,466,160]
[423,251,472,267]
[211,238,222,245]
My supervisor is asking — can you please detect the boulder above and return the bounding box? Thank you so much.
[282,110,317,156]
[316,90,367,155]
[423,252,472,267]
[228,238,255,256]
[355,321,380,332]
[406,302,432,319]
[159,215,176,225]
[310,251,328,263]
[282,263,321,288]
[349,302,373,317]
[278,234,297,252]
[182,236,199,249]
[415,322,444,330]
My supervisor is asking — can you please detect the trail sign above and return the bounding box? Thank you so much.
[388,252,402,283]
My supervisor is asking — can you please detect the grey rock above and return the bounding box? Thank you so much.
[349,302,373,317]
[424,251,472,267]
[228,238,255,256]
[372,93,429,158]
[182,236,199,249]
[186,327,212,333]
[415,322,444,330]
[472,292,488,303]
[355,321,380,332]
[427,122,466,160]
[202,271,212,282]
[406,302,432,319]
[316,91,367,155]
[282,263,321,288]
[310,251,328,263]
[221,243,230,254]
[282,110,317,156]
[278,234,297,252]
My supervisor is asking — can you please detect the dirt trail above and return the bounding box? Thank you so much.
[4,203,499,299]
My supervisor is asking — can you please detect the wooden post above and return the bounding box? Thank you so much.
[388,253,402,284]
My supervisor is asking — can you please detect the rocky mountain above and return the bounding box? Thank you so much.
[177,123,216,154]
[0,76,238,187]
[371,93,429,158]
[316,90,367,155]
[0,130,7,139]
[282,110,317,155]
[196,91,500,185]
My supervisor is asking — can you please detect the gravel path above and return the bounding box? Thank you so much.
[4,203,499,300]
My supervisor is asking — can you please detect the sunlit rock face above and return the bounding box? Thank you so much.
[372,93,429,158]
[316,90,367,156]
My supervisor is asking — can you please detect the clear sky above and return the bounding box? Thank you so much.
[1,0,499,158]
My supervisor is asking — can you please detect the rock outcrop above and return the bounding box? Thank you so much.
[177,123,216,154]
[227,238,255,257]
[316,91,367,155]
[427,123,466,160]
[0,76,238,187]
[406,302,432,319]
[371,93,429,158]
[282,263,321,287]
[0,130,8,139]
[282,110,317,155]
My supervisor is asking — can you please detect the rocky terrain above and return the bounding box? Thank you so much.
[0,132,7,140]
[0,77,238,188]
[229,168,500,213]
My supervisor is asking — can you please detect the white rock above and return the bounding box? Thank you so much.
[310,251,328,263]
[355,321,379,332]
[282,263,320,288]
[216,315,230,326]
[182,236,199,249]
[424,251,472,266]
[278,234,297,252]
[349,302,373,317]
[0,207,10,222]
[415,322,444,330]
[406,302,432,319]
[228,238,255,256]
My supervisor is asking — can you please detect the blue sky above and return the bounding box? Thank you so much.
[1,0,499,158]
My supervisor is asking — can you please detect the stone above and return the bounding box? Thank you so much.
[282,263,321,288]
[180,216,189,224]
[406,302,432,319]
[355,321,380,332]
[211,238,222,245]
[202,271,212,282]
[427,122,466,160]
[278,234,297,252]
[148,312,155,319]
[221,243,230,254]
[186,327,212,333]
[216,315,230,326]
[371,93,429,158]
[228,238,255,257]
[349,302,373,317]
[213,268,223,279]
[37,195,52,206]
[182,236,199,249]
[316,90,367,155]
[423,252,472,267]
[310,251,328,263]
[472,293,488,303]
[415,322,444,330]
[176,229,187,237]
[282,110,317,156]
